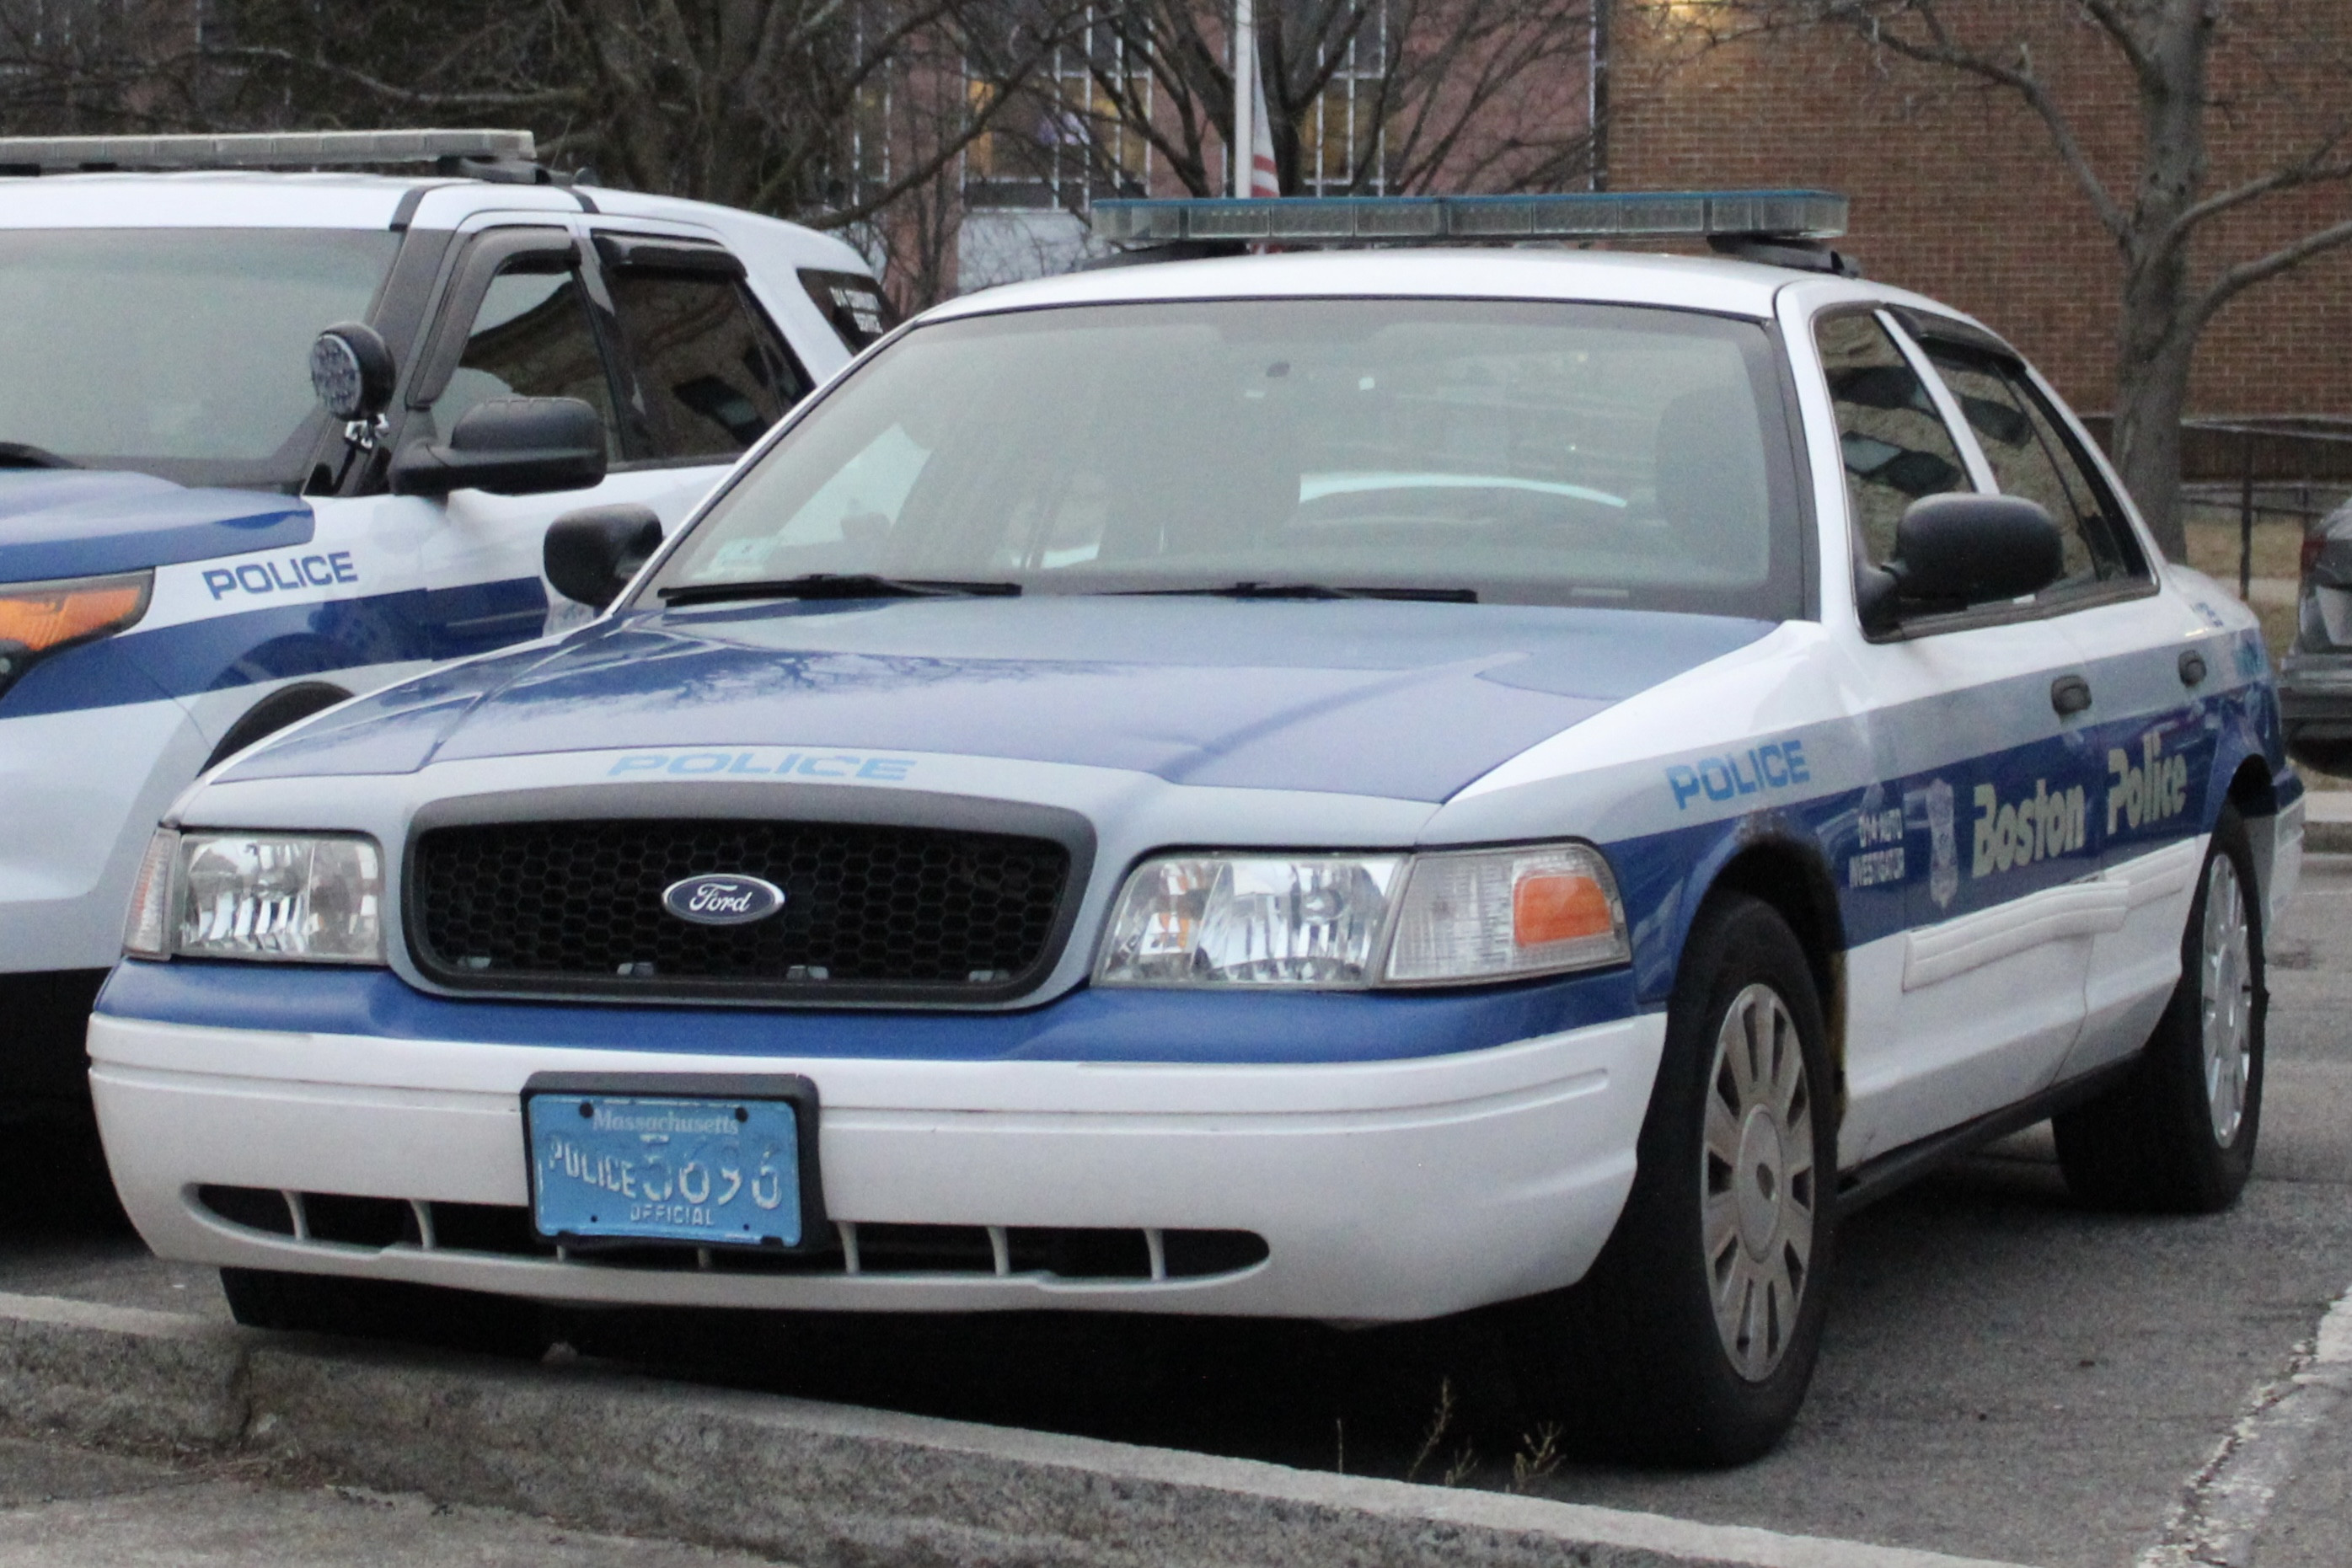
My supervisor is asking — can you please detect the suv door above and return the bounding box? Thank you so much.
[1818,308,2103,1163]
[1905,322,2198,1080]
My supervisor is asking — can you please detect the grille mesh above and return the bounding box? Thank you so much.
[409,818,1070,998]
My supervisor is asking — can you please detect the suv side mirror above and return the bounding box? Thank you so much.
[545,504,664,609]
[389,397,608,499]
[1858,493,2065,633]
[310,323,396,423]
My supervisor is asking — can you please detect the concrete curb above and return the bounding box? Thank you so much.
[0,1290,2030,1568]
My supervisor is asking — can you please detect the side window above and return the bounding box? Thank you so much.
[603,264,812,462]
[800,269,899,352]
[1814,312,1971,566]
[430,261,621,456]
[1918,342,2145,585]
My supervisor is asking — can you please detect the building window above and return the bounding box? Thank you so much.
[1298,3,1390,195]
[964,14,1149,211]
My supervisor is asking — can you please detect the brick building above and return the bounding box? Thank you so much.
[1605,3,2352,425]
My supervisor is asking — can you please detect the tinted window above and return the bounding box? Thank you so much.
[606,270,809,460]
[0,227,398,489]
[652,298,1806,619]
[431,264,620,455]
[1814,312,1970,566]
[1920,342,2143,585]
[801,269,899,351]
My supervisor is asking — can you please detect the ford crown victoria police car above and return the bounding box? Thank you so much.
[89,192,2301,1464]
[0,131,886,1116]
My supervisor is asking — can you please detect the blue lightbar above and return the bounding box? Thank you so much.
[1092,190,1847,246]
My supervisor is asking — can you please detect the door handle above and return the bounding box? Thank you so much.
[2051,675,2092,716]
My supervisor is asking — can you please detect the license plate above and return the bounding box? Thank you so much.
[523,1078,817,1250]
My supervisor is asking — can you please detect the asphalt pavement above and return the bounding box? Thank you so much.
[3,857,2348,1567]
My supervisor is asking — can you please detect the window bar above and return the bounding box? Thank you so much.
[408,1199,437,1250]
[988,1225,1011,1276]
[281,1191,308,1242]
[1144,1227,1168,1282]
[839,1220,862,1275]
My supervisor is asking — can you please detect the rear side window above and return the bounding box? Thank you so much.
[605,266,811,461]
[1814,312,1970,565]
[801,269,899,351]
[1919,343,2145,585]
[430,260,622,457]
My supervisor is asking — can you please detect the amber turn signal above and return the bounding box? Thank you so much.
[0,571,153,656]
[1512,870,1615,947]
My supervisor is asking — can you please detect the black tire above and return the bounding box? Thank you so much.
[1512,893,1838,1466]
[2054,807,2265,1213]
[219,1268,550,1360]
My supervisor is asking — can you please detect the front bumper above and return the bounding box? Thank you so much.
[90,998,1664,1324]
[0,698,204,975]
[2279,650,2352,725]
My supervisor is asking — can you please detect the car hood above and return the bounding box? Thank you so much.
[224,597,1776,803]
[0,468,313,585]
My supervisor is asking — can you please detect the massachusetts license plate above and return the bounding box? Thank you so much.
[525,1089,806,1249]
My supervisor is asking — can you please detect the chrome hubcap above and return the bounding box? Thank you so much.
[1701,983,1815,1383]
[2200,857,2254,1148]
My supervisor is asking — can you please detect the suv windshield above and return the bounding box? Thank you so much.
[0,228,400,490]
[650,297,1805,618]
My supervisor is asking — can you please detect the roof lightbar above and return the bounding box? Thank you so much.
[1091,189,1847,246]
[0,129,536,174]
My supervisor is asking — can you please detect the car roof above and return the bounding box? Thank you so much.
[0,170,873,274]
[924,247,1797,322]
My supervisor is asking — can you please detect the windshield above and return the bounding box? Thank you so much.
[649,297,1804,617]
[0,228,400,490]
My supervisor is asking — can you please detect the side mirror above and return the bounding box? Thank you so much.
[1859,493,2065,633]
[310,323,396,423]
[545,504,663,609]
[389,397,608,499]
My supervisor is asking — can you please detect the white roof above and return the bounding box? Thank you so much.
[0,170,873,275]
[925,247,1799,322]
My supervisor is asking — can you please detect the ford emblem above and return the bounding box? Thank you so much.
[662,874,787,927]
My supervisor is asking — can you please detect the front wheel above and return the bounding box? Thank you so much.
[1514,893,1838,1466]
[2055,807,2265,1212]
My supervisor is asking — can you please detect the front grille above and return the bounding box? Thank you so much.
[408,817,1073,1001]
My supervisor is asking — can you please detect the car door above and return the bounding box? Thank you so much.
[1816,308,2105,1164]
[1906,324,2206,1078]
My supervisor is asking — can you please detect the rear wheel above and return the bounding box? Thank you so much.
[1514,893,1837,1466]
[219,1268,549,1360]
[2054,808,2264,1212]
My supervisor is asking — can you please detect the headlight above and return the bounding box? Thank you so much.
[123,829,384,964]
[1096,855,1404,986]
[1093,842,1628,989]
[0,570,153,699]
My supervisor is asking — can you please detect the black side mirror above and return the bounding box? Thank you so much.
[389,397,608,499]
[545,504,664,609]
[1859,492,2065,633]
[310,323,396,423]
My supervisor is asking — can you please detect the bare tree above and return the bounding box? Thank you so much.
[1706,0,2352,560]
[999,0,1595,202]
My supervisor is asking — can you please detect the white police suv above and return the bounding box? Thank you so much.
[90,191,2301,1464]
[0,131,886,1116]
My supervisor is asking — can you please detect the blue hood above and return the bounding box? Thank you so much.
[0,469,313,585]
[226,597,1776,802]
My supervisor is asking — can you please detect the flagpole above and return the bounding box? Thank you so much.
[1232,0,1256,197]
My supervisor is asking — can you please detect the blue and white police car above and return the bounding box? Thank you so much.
[0,131,885,1115]
[90,191,2301,1464]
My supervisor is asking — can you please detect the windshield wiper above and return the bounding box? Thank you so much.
[1120,581,1477,603]
[659,574,1022,607]
[0,442,83,471]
